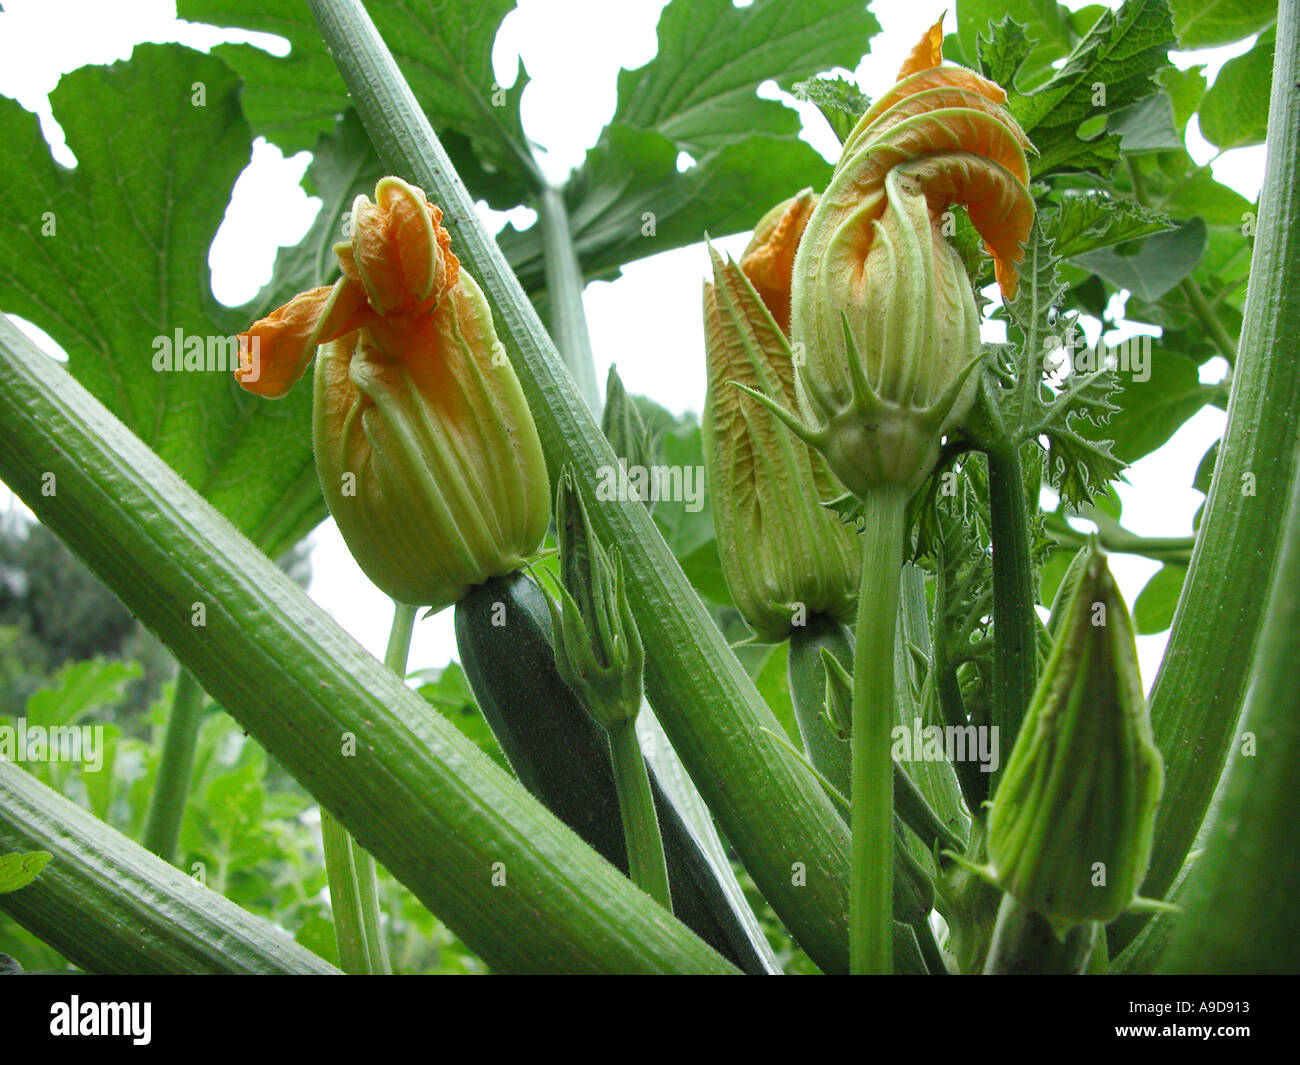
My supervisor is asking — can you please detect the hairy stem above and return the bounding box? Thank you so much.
[1111,0,1300,955]
[142,670,206,862]
[851,485,906,974]
[537,183,601,413]
[607,721,672,909]
[985,442,1039,786]
[323,600,413,974]
[1043,513,1194,565]
[1180,279,1238,365]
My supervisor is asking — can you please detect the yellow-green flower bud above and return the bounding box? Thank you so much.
[787,22,1036,495]
[237,176,550,609]
[702,220,860,642]
[985,545,1164,936]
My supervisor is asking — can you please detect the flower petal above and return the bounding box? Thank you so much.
[897,17,945,80]
[236,279,371,398]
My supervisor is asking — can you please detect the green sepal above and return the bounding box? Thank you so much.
[818,645,854,739]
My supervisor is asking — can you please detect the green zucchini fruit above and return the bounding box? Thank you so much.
[455,570,773,974]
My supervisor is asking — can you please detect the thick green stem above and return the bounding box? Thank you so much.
[982,895,1096,974]
[607,720,672,909]
[1158,315,1300,973]
[851,486,906,974]
[985,443,1039,785]
[322,600,414,974]
[1111,0,1300,956]
[0,761,340,974]
[308,0,851,972]
[141,670,206,862]
[536,183,601,414]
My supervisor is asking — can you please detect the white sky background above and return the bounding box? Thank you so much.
[0,0,1267,689]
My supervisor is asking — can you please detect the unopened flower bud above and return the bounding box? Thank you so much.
[985,545,1164,935]
[546,467,645,729]
[236,176,550,609]
[703,239,859,642]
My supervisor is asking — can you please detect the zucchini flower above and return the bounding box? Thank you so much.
[702,197,860,642]
[983,544,1165,936]
[235,176,550,610]
[774,20,1035,496]
[737,190,818,336]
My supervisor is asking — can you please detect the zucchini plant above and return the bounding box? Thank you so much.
[0,0,1295,977]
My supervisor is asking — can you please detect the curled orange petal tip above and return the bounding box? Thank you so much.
[897,17,946,79]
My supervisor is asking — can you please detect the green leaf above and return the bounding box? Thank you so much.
[1134,563,1186,634]
[989,225,1124,508]
[948,205,994,288]
[609,0,878,155]
[1158,64,1208,128]
[178,0,534,204]
[792,75,871,145]
[1073,217,1208,301]
[989,0,1177,177]
[503,0,875,292]
[1161,161,1256,227]
[500,125,834,292]
[22,658,140,729]
[1199,27,1275,148]
[1051,191,1174,258]
[0,45,324,559]
[1169,0,1277,48]
[0,851,51,895]
[650,414,715,563]
[1109,91,1183,153]
[963,2,1075,87]
[1082,349,1212,463]
[976,18,1038,89]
